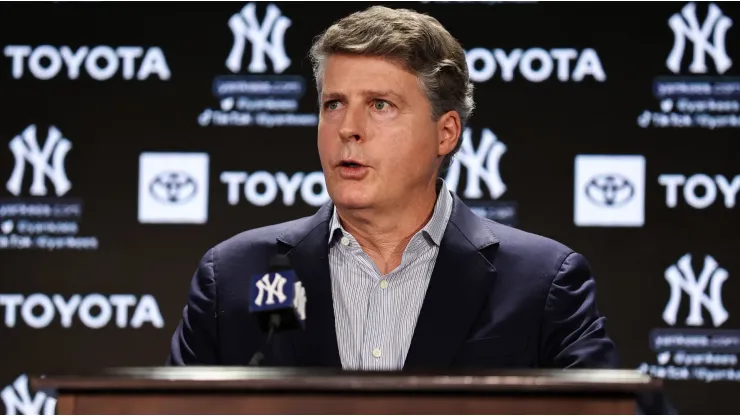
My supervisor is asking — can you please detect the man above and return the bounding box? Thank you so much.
[167,5,618,371]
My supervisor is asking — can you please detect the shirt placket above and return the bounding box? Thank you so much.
[339,230,428,371]
[345,238,398,371]
[364,267,401,370]
[338,233,380,370]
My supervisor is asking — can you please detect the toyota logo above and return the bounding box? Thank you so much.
[585,174,635,207]
[149,171,198,204]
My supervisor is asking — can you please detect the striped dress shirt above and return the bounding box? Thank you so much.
[327,180,453,371]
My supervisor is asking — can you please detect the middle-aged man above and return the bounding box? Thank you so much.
[168,6,619,371]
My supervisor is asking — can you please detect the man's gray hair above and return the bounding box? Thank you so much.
[308,5,475,172]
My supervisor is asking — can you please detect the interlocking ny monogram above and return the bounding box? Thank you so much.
[226,3,292,74]
[663,253,729,327]
[666,2,733,74]
[1,374,56,415]
[6,125,72,197]
[255,273,288,306]
[445,128,507,200]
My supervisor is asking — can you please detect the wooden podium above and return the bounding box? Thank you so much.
[31,367,661,414]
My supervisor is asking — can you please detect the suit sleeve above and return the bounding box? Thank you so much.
[166,248,219,365]
[540,252,620,368]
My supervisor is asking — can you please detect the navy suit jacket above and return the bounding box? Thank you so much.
[167,192,619,370]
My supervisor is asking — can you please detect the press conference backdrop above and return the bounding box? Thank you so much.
[0,1,739,413]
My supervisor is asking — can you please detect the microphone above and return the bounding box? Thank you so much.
[248,254,306,366]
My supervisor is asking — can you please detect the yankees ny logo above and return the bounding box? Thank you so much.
[663,253,729,327]
[226,2,292,74]
[6,124,72,197]
[445,128,507,200]
[255,273,287,306]
[1,374,57,415]
[666,2,733,74]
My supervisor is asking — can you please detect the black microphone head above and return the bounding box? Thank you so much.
[268,254,292,272]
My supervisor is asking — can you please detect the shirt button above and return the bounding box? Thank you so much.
[380,280,389,289]
[340,237,350,246]
[372,348,382,358]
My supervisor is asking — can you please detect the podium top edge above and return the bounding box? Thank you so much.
[30,367,662,393]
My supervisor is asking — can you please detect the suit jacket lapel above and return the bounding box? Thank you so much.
[403,193,500,370]
[276,204,342,368]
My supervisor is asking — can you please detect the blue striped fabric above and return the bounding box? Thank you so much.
[327,180,453,370]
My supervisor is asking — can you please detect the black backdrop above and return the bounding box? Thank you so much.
[1,1,739,414]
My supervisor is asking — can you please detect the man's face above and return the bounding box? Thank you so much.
[317,54,446,212]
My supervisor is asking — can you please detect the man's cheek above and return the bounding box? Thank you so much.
[317,138,335,160]
[382,158,410,179]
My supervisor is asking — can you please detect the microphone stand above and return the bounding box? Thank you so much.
[248,314,282,366]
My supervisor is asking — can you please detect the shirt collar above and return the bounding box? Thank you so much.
[328,179,453,247]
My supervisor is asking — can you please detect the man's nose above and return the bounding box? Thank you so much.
[338,104,364,142]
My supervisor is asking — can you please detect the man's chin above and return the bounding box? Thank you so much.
[332,198,373,211]
[329,190,376,211]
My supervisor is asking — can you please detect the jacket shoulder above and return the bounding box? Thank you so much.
[210,215,317,263]
[483,218,578,275]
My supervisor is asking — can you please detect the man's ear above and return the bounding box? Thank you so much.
[437,111,462,158]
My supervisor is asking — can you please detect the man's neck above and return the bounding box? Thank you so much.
[336,182,439,274]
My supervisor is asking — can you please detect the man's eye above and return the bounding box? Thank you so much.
[373,100,389,111]
[325,101,340,110]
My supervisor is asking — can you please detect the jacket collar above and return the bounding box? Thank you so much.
[276,191,500,369]
[278,190,499,251]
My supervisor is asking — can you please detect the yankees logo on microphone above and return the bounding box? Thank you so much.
[250,268,306,331]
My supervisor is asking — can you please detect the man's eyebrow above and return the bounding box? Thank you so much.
[364,89,400,98]
[321,92,346,102]
[321,90,406,104]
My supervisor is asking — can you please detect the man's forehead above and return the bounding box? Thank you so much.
[319,54,425,104]
[322,55,415,85]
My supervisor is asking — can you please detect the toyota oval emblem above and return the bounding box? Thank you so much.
[585,174,635,207]
[149,171,198,204]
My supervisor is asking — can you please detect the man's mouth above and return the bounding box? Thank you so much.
[337,159,369,179]
[339,160,364,168]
